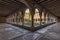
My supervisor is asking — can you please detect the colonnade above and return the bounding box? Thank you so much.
[6,8,57,27]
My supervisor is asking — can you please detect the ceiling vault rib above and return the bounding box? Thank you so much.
[37,3,57,17]
[0,0,60,17]
[6,7,20,17]
[38,0,49,3]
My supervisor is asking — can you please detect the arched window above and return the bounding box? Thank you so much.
[45,13,48,24]
[34,9,40,27]
[48,14,53,23]
[14,13,17,24]
[51,15,56,23]
[41,11,45,25]
[12,13,17,24]
[24,9,32,27]
[18,11,23,25]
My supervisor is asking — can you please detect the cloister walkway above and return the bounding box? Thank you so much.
[0,22,60,40]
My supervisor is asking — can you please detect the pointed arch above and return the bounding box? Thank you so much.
[17,11,23,25]
[34,8,40,27]
[24,9,32,27]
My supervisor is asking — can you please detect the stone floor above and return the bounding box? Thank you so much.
[0,22,60,40]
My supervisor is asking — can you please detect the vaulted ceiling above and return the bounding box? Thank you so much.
[0,0,27,17]
[0,0,60,17]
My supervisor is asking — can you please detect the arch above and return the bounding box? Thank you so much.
[24,9,32,27]
[34,8,40,27]
[17,11,23,25]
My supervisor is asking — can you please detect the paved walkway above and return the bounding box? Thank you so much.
[0,23,60,40]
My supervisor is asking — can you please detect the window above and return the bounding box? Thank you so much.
[51,16,56,22]
[18,11,23,25]
[12,13,17,24]
[14,13,17,24]
[34,9,40,27]
[41,11,45,25]
[24,9,32,27]
[45,13,48,24]
[49,14,53,23]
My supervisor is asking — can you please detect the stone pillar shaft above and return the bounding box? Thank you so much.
[30,9,35,27]
[39,8,42,25]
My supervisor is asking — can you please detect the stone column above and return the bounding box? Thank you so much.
[39,8,42,25]
[30,8,35,27]
[44,9,47,24]
[21,10,25,26]
[16,12,19,24]
[47,12,50,23]
[45,11,48,24]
